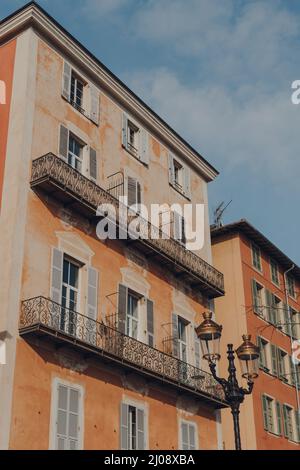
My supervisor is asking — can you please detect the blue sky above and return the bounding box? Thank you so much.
[1,0,300,264]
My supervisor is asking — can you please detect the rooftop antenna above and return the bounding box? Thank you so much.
[213,200,232,228]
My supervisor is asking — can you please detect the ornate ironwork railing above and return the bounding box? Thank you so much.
[20,297,226,404]
[31,154,224,296]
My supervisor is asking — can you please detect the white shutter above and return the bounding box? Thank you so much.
[173,211,182,241]
[120,403,129,450]
[56,383,81,450]
[59,125,69,161]
[90,85,100,125]
[51,248,63,304]
[140,128,149,165]
[137,408,145,450]
[189,424,196,450]
[62,61,71,101]
[184,166,191,199]
[168,153,175,184]
[87,267,98,320]
[194,329,201,368]
[181,422,189,450]
[89,147,97,181]
[122,112,128,148]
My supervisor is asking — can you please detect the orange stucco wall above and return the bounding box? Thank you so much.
[213,233,300,450]
[0,39,16,211]
[6,35,219,449]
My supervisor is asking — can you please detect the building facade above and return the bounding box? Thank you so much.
[0,3,227,450]
[212,220,300,450]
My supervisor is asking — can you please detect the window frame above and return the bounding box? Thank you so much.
[287,276,296,299]
[270,258,279,286]
[49,377,84,450]
[70,71,85,114]
[120,398,148,450]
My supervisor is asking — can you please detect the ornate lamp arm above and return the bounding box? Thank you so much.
[208,361,228,390]
[240,380,254,395]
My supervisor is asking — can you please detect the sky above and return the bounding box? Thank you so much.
[1,0,300,264]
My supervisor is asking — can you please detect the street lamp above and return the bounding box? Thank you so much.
[195,312,260,451]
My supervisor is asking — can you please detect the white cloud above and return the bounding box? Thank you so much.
[128,68,300,183]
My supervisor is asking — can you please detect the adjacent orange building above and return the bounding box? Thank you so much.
[0,3,227,450]
[212,220,300,450]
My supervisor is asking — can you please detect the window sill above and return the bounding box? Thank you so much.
[122,144,148,167]
[169,182,191,201]
[62,95,95,125]
[252,265,263,276]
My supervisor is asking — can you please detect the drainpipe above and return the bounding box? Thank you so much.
[283,265,300,417]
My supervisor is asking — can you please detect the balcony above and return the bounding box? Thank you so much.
[30,154,224,298]
[20,297,227,408]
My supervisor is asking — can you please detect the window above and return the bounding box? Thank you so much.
[70,73,84,111]
[277,348,288,382]
[290,308,300,340]
[177,317,188,363]
[61,257,79,335]
[266,292,280,325]
[126,291,139,339]
[251,280,264,317]
[180,421,197,450]
[270,259,279,285]
[51,379,83,450]
[283,405,294,440]
[287,276,296,299]
[252,244,262,271]
[262,395,275,433]
[168,154,191,199]
[68,134,83,172]
[120,403,145,450]
[122,113,149,165]
[127,121,139,157]
[257,337,269,371]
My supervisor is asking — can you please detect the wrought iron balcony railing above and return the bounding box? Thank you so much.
[30,153,224,298]
[20,297,227,408]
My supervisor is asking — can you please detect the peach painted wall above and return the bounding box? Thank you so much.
[0,39,16,211]
[213,233,300,450]
[7,35,219,449]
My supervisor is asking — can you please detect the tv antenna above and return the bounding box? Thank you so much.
[213,200,232,228]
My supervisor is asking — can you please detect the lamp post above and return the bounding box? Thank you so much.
[195,312,260,451]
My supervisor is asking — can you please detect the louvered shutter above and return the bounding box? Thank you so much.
[90,85,99,125]
[271,344,278,376]
[251,280,259,314]
[120,403,128,450]
[146,299,154,347]
[283,303,289,335]
[295,410,300,442]
[181,422,189,450]
[62,61,71,100]
[87,267,98,320]
[257,337,264,368]
[262,395,269,430]
[173,211,181,241]
[136,181,142,207]
[172,313,179,358]
[290,356,296,386]
[265,290,272,323]
[51,248,63,304]
[122,112,128,148]
[194,329,201,369]
[89,147,97,181]
[183,166,191,199]
[137,408,145,450]
[189,424,196,450]
[276,401,282,435]
[168,153,175,184]
[128,176,137,207]
[282,405,289,438]
[56,384,80,450]
[59,125,69,161]
[140,128,149,165]
[118,284,127,334]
